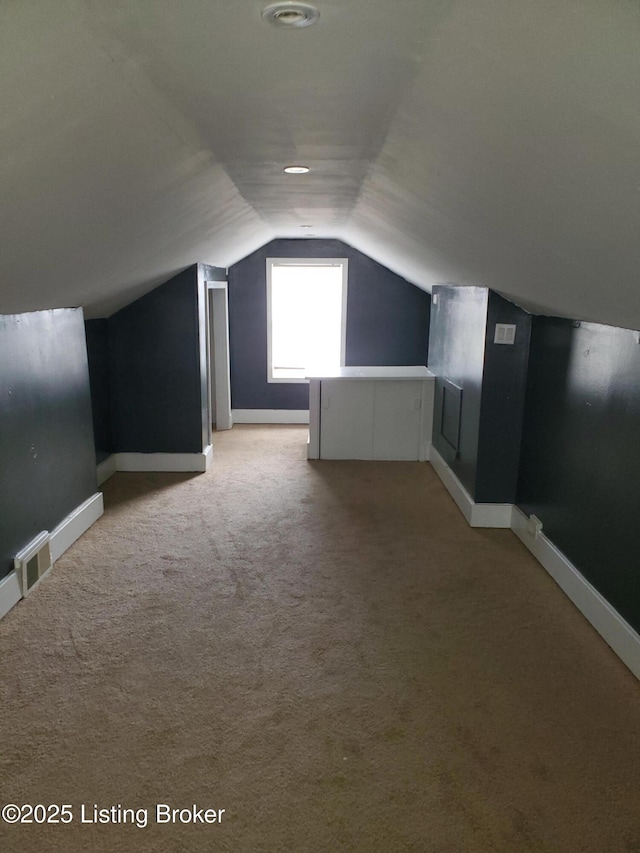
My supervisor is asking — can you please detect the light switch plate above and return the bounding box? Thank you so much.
[494,323,516,345]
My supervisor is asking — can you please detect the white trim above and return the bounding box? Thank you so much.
[97,448,213,482]
[203,444,213,469]
[0,570,22,621]
[511,506,640,681]
[429,445,512,527]
[427,446,640,680]
[115,446,212,473]
[207,283,233,431]
[307,382,321,459]
[232,409,310,424]
[97,454,117,486]
[50,492,104,562]
[470,501,514,528]
[0,491,104,622]
[418,382,432,462]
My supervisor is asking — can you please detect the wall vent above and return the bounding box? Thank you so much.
[14,532,52,597]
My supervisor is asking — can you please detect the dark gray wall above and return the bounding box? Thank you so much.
[108,266,207,454]
[476,291,531,503]
[85,318,113,463]
[517,317,640,632]
[428,286,488,497]
[85,264,225,459]
[228,239,431,410]
[428,286,531,503]
[0,309,97,580]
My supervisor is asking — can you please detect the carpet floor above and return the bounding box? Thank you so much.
[1,425,640,852]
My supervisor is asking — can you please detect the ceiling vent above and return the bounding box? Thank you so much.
[262,2,320,28]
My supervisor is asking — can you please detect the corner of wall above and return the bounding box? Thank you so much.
[0,492,104,623]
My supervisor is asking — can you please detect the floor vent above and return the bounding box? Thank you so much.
[14,532,53,597]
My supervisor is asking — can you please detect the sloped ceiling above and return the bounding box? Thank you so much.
[1,0,639,325]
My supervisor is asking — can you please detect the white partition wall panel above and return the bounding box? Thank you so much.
[320,379,375,460]
[372,380,423,461]
[307,380,321,459]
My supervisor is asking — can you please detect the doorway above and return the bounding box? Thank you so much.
[207,281,232,432]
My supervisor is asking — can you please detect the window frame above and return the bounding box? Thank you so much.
[266,257,349,384]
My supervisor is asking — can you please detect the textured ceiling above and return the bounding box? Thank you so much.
[1,0,639,325]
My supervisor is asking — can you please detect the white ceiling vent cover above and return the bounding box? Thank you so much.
[14,531,53,597]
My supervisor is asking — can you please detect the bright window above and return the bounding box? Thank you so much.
[267,258,348,382]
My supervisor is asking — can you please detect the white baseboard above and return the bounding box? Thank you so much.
[232,409,310,424]
[511,506,640,681]
[429,447,640,681]
[0,570,22,622]
[429,445,512,527]
[99,446,213,479]
[203,444,213,469]
[0,491,104,622]
[97,455,117,486]
[50,492,104,562]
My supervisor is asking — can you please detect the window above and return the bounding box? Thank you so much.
[267,258,348,382]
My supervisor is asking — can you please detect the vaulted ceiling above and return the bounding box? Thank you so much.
[1,0,639,326]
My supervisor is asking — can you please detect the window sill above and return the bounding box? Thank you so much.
[268,375,310,384]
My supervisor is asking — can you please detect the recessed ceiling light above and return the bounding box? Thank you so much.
[262,2,320,28]
[300,224,313,228]
[284,165,310,174]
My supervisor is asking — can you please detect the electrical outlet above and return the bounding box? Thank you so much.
[527,514,543,537]
[494,323,516,345]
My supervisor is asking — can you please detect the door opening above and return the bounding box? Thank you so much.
[207,282,232,431]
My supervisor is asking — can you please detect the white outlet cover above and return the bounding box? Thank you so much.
[494,323,516,345]
[528,514,543,537]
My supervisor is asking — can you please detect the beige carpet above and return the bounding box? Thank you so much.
[2,425,640,852]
